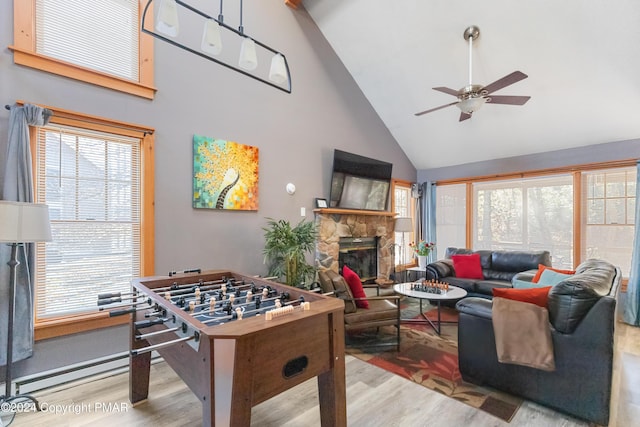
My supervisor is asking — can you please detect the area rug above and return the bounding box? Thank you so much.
[345,318,522,422]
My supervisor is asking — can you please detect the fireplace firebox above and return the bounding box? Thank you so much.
[338,237,378,282]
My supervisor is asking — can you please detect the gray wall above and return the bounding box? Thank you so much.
[0,0,415,378]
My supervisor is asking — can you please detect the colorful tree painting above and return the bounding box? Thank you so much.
[193,135,259,210]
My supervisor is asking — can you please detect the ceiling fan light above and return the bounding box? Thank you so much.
[457,97,486,114]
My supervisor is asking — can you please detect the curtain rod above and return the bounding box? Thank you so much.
[5,104,154,136]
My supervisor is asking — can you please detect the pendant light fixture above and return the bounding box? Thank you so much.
[143,0,291,93]
[156,0,180,37]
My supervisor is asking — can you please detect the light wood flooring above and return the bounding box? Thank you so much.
[7,320,640,427]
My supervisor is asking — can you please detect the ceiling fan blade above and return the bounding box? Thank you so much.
[459,112,472,122]
[483,71,528,94]
[433,87,459,96]
[414,101,458,116]
[486,95,531,105]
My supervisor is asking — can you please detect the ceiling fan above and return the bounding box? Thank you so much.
[415,26,531,122]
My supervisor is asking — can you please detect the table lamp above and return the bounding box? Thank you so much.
[0,201,51,409]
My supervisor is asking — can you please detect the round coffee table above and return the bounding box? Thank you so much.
[393,282,467,335]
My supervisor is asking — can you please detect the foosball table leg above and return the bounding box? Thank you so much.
[317,311,347,427]
[129,334,151,404]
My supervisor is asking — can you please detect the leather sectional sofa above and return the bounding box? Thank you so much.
[455,258,621,425]
[426,247,552,297]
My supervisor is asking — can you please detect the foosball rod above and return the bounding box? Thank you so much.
[198,298,305,324]
[188,292,289,316]
[151,277,240,293]
[160,280,255,300]
[130,335,196,356]
[104,303,155,317]
[98,300,153,311]
[168,268,201,277]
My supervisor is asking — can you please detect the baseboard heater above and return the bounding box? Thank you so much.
[8,351,161,395]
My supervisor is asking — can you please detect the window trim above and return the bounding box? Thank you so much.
[25,101,155,340]
[10,0,156,99]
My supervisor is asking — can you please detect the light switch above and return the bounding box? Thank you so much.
[300,207,306,216]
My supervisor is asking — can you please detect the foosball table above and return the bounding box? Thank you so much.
[102,270,346,426]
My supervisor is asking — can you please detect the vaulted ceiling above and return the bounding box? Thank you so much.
[302,0,640,170]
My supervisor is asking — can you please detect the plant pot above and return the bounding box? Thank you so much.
[418,255,427,269]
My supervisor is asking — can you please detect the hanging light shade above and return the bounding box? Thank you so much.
[269,53,287,84]
[201,19,222,55]
[156,0,180,37]
[238,37,258,71]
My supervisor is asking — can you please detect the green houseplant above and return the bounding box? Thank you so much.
[263,218,317,287]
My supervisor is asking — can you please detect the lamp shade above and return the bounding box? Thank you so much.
[0,201,52,243]
[156,0,180,37]
[201,19,222,55]
[268,53,287,84]
[238,37,258,71]
[395,217,413,233]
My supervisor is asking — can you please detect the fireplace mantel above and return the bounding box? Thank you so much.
[314,208,396,217]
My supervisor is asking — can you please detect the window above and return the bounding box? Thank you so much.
[583,167,636,276]
[31,107,154,339]
[11,0,155,98]
[392,180,415,266]
[473,175,574,269]
[435,183,466,257]
[434,161,637,277]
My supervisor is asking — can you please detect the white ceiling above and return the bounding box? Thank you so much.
[303,0,640,170]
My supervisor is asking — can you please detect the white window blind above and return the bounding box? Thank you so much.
[35,0,139,81]
[473,175,574,269]
[435,183,467,256]
[35,125,141,318]
[583,167,636,276]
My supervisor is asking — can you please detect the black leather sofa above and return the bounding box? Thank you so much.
[426,247,552,297]
[456,259,621,425]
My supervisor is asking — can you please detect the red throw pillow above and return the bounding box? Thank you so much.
[532,264,575,283]
[493,286,552,308]
[342,265,369,309]
[451,254,484,279]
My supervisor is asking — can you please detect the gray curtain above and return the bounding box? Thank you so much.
[623,161,640,326]
[1,103,52,365]
[423,181,437,262]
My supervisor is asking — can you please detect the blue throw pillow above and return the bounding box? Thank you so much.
[537,269,573,286]
[512,278,549,289]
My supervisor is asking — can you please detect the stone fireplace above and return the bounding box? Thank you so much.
[315,210,395,280]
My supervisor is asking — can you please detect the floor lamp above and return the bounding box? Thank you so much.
[394,217,413,282]
[0,201,51,411]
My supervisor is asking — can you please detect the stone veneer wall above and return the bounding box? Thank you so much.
[315,212,395,280]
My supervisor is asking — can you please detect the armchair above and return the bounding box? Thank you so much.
[317,270,400,351]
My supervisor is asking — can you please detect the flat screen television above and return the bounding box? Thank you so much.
[329,149,393,211]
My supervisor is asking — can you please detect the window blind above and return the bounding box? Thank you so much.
[35,125,141,318]
[35,0,139,81]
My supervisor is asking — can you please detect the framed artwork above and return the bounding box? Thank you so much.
[193,134,259,210]
[315,198,328,208]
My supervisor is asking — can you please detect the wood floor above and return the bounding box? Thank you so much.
[8,320,640,427]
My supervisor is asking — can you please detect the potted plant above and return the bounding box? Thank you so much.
[409,240,436,269]
[263,218,317,287]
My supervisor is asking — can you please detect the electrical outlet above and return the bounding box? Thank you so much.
[300,207,306,216]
